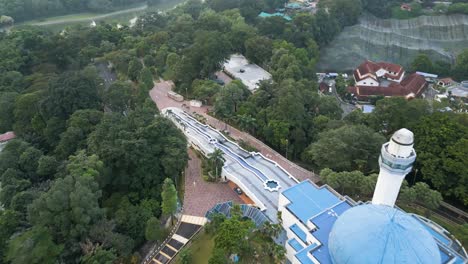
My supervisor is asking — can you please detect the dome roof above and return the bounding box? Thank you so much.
[391,128,414,145]
[329,204,440,264]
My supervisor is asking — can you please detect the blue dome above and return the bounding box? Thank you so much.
[329,204,440,264]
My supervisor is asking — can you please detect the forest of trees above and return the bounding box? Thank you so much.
[0,17,188,262]
[0,0,466,262]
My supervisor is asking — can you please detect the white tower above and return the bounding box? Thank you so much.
[372,128,416,207]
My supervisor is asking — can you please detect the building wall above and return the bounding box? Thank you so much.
[222,168,267,211]
[396,71,405,82]
[356,77,379,86]
[285,240,298,263]
[279,193,320,264]
[376,68,387,78]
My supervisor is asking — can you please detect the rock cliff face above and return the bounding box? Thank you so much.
[317,14,468,71]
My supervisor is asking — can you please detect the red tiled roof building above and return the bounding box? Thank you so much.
[348,60,427,100]
[0,132,16,143]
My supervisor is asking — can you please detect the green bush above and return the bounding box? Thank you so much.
[448,3,468,14]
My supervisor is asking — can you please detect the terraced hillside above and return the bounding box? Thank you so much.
[317,14,468,72]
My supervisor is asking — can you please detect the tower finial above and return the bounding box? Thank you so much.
[372,128,417,207]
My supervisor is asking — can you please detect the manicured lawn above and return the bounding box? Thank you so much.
[174,230,214,264]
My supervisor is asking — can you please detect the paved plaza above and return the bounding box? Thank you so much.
[183,149,243,217]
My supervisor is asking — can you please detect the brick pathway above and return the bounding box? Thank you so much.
[150,81,319,183]
[183,149,243,217]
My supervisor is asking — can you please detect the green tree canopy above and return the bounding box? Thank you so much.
[145,217,163,242]
[214,80,250,118]
[214,216,254,255]
[245,36,273,65]
[305,125,386,172]
[6,226,63,264]
[103,81,136,114]
[81,247,117,264]
[28,151,105,244]
[368,97,430,136]
[411,53,434,73]
[161,178,178,217]
[55,109,103,160]
[453,49,468,81]
[43,67,103,120]
[413,113,468,205]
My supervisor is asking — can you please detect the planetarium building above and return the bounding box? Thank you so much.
[278,129,467,264]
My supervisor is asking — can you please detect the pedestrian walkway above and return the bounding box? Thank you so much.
[145,215,207,264]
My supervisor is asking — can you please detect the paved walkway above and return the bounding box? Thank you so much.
[144,215,207,264]
[150,81,319,183]
[183,149,243,217]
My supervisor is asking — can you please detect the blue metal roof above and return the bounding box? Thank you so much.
[362,105,375,113]
[290,223,307,243]
[289,238,304,252]
[258,12,292,21]
[296,243,318,264]
[328,204,441,264]
[413,216,451,246]
[283,181,341,224]
[308,201,352,264]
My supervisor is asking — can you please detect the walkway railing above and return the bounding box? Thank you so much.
[141,209,184,264]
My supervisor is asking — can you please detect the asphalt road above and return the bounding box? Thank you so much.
[327,79,357,117]
[30,4,147,26]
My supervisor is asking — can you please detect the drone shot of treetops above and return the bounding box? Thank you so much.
[0,0,467,263]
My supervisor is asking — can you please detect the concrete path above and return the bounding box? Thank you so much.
[143,215,207,264]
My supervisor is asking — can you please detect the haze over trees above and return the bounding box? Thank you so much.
[0,0,466,262]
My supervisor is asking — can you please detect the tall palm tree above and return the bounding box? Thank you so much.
[237,114,257,134]
[208,148,225,180]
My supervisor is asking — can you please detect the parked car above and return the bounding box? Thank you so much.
[234,187,243,195]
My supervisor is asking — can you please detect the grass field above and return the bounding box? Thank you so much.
[174,230,214,264]
[17,0,186,32]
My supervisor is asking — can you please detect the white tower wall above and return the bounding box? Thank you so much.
[372,169,406,207]
[372,128,416,207]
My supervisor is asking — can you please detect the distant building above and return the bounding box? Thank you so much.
[223,54,272,92]
[401,3,412,11]
[348,60,427,100]
[438,77,454,87]
[416,71,438,79]
[0,131,15,152]
[280,129,467,264]
[319,82,329,93]
[285,2,302,9]
[361,104,375,113]
[0,131,15,143]
[258,12,292,21]
[449,81,468,99]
